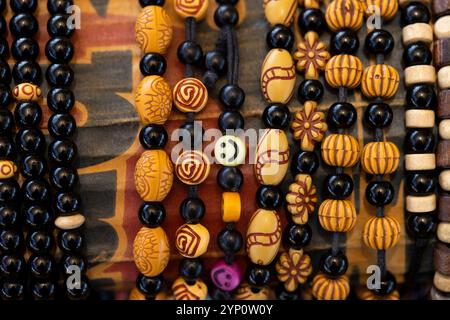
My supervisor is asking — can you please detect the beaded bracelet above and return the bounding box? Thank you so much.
[431,0,450,299]
[131,0,174,300]
[311,0,364,300]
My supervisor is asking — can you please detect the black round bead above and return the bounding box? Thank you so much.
[204,50,226,74]
[0,229,23,252]
[180,197,205,224]
[48,113,76,138]
[401,2,430,26]
[404,129,435,153]
[0,109,14,135]
[364,29,394,55]
[22,178,51,203]
[139,202,165,228]
[218,228,243,254]
[214,5,239,27]
[24,205,52,229]
[0,84,12,108]
[49,166,78,191]
[178,121,204,149]
[219,84,245,110]
[365,181,394,207]
[177,40,203,66]
[66,277,90,300]
[0,179,20,204]
[403,42,432,67]
[256,185,283,209]
[364,102,393,129]
[0,59,11,84]
[10,0,38,13]
[48,139,77,163]
[284,223,312,249]
[0,37,8,58]
[27,230,54,254]
[9,13,38,37]
[58,229,83,253]
[371,271,396,296]
[16,128,45,154]
[216,0,239,4]
[217,166,243,191]
[12,60,42,84]
[46,63,74,87]
[139,124,168,149]
[0,136,15,160]
[0,281,25,300]
[11,37,39,60]
[319,250,348,277]
[47,14,74,38]
[405,84,436,109]
[0,206,19,228]
[47,87,75,113]
[248,266,270,287]
[0,254,25,276]
[139,0,165,6]
[218,110,244,131]
[297,9,325,34]
[324,173,354,199]
[210,287,233,300]
[45,37,74,63]
[327,102,357,129]
[297,79,324,103]
[31,281,56,300]
[20,154,47,178]
[262,103,290,129]
[55,192,80,214]
[48,0,74,14]
[179,258,203,282]
[330,29,359,55]
[14,102,42,127]
[407,213,436,238]
[0,0,5,12]
[291,150,319,175]
[405,171,435,195]
[61,254,86,275]
[266,25,294,50]
[140,53,166,76]
[29,254,56,279]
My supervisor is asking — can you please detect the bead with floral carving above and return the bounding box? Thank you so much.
[294,31,330,79]
[291,101,327,151]
[286,174,317,224]
[276,248,313,292]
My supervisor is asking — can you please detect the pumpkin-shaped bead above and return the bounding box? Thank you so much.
[363,0,398,20]
[174,0,209,20]
[358,287,400,300]
[263,0,297,26]
[172,277,207,300]
[261,49,296,104]
[246,209,282,265]
[276,249,313,292]
[175,223,210,258]
[325,54,364,89]
[134,150,174,202]
[135,6,173,54]
[321,134,360,168]
[325,0,364,32]
[318,199,357,232]
[175,150,211,185]
[286,174,318,224]
[363,216,401,250]
[235,282,270,300]
[291,101,328,151]
[13,83,42,101]
[133,226,170,277]
[173,78,208,113]
[361,64,400,99]
[312,273,350,300]
[0,160,17,179]
[361,142,400,175]
[135,76,172,125]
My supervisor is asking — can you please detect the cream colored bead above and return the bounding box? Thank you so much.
[437,223,450,244]
[402,23,433,45]
[405,109,435,128]
[434,16,450,39]
[404,65,436,86]
[405,154,436,171]
[439,170,450,191]
[434,272,450,293]
[55,214,86,230]
[438,66,450,89]
[406,194,436,213]
[439,120,450,139]
[214,135,246,166]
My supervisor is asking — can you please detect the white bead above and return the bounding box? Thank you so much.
[434,16,450,39]
[214,135,246,166]
[55,213,86,230]
[405,109,435,128]
[405,153,436,171]
[406,194,436,213]
[439,120,450,139]
[402,23,433,45]
[404,65,436,86]
[437,222,450,244]
[439,170,450,191]
[438,66,450,89]
[434,271,450,293]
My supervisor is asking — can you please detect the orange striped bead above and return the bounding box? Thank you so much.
[318,199,357,232]
[325,0,364,32]
[361,64,400,99]
[363,216,401,250]
[363,0,398,20]
[361,142,400,175]
[321,134,360,168]
[325,54,363,89]
[312,273,350,300]
[358,287,400,300]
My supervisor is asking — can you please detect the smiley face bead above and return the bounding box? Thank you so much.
[325,0,364,32]
[175,223,210,258]
[172,277,208,300]
[175,150,211,185]
[135,6,173,54]
[174,0,209,20]
[210,260,242,292]
[135,75,172,125]
[173,78,208,113]
[13,83,42,101]
[214,135,246,167]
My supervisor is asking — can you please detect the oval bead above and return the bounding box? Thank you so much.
[363,216,401,250]
[0,160,17,179]
[54,213,86,230]
[133,226,170,277]
[321,134,360,167]
[263,0,297,26]
[312,273,350,300]
[173,77,208,113]
[325,54,363,89]
[134,150,174,202]
[135,75,172,125]
[246,209,282,265]
[260,49,296,104]
[175,223,210,258]
[172,277,207,300]
[174,0,209,20]
[210,260,242,292]
[276,248,313,292]
[214,135,246,167]
[175,150,211,185]
[361,64,400,99]
[318,199,357,232]
[255,129,290,185]
[363,0,398,20]
[13,83,42,101]
[325,0,364,32]
[135,6,173,54]
[235,282,270,300]
[361,142,400,175]
[286,174,318,224]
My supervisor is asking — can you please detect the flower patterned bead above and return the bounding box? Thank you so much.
[175,150,211,185]
[276,248,313,292]
[135,5,173,54]
[361,64,400,99]
[291,101,327,151]
[363,0,398,20]
[0,160,17,179]
[325,0,364,32]
[263,0,297,26]
[363,216,401,250]
[361,141,400,175]
[172,277,207,300]
[210,260,242,292]
[325,54,364,89]
[286,174,318,224]
[174,0,209,20]
[175,223,210,258]
[13,83,42,101]
[318,199,357,232]
[235,282,270,300]
[172,77,208,113]
[294,31,330,80]
[135,75,172,125]
[312,273,350,300]
[321,134,360,167]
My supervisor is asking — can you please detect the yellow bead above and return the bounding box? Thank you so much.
[174,0,209,20]
[321,134,360,168]
[172,277,207,300]
[255,129,290,185]
[312,273,350,300]
[291,101,327,151]
[358,287,400,300]
[363,0,398,20]
[294,31,330,80]
[318,199,357,232]
[263,0,297,26]
[175,150,211,185]
[221,192,241,222]
[361,64,400,99]
[361,142,400,175]
[235,282,270,300]
[175,223,210,258]
[0,160,17,179]
[135,6,173,54]
[13,83,42,102]
[261,49,296,104]
[325,54,364,89]
[128,288,146,300]
[135,75,172,125]
[325,0,364,32]
[134,150,174,202]
[363,216,401,250]
[173,77,208,113]
[246,209,282,265]
[133,226,170,277]
[286,174,317,224]
[276,249,312,292]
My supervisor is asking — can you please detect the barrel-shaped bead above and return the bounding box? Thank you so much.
[363,216,401,250]
[318,199,357,232]
[361,141,400,175]
[135,6,173,54]
[325,54,363,89]
[361,64,400,99]
[312,273,350,300]
[325,0,364,32]
[321,134,360,167]
[135,75,172,125]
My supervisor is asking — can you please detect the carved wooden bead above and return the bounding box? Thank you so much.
[175,223,210,258]
[135,150,174,202]
[318,199,357,232]
[172,277,208,300]
[325,54,363,89]
[438,223,450,244]
[291,101,328,151]
[221,192,241,223]
[135,76,172,125]
[286,174,317,225]
[405,110,435,128]
[260,49,296,104]
[434,39,450,69]
[294,31,330,80]
[312,273,350,300]
[0,160,17,179]
[405,153,436,170]
[439,194,450,222]
[54,214,86,230]
[255,129,290,185]
[263,0,297,26]
[174,0,209,20]
[175,150,211,185]
[246,209,282,266]
[13,83,42,101]
[439,120,450,140]
[406,194,436,213]
[133,226,170,277]
[361,142,400,175]
[362,216,401,250]
[276,249,312,292]
[434,271,450,293]
[363,0,398,20]
[434,242,450,276]
[235,282,270,300]
[438,89,450,119]
[439,170,450,191]
[321,134,360,168]
[402,23,433,45]
[437,140,450,168]
[173,78,208,113]
[361,64,400,99]
[435,16,450,39]
[325,0,364,32]
[438,66,450,89]
[214,135,246,167]
[404,65,436,86]
[433,0,450,17]
[135,6,173,54]
[358,288,400,300]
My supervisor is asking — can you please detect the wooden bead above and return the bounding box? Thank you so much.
[221,192,241,223]
[173,78,208,113]
[402,23,433,45]
[211,260,242,292]
[433,0,450,17]
[321,134,360,168]
[263,0,297,26]
[361,64,399,99]
[363,0,398,20]
[361,142,400,175]
[255,129,290,185]
[133,226,170,277]
[54,213,86,230]
[0,160,17,179]
[438,223,450,244]
[439,194,450,222]
[135,150,174,202]
[358,288,400,300]
[175,223,210,258]
[404,65,436,86]
[13,83,42,101]
[135,6,173,54]
[430,285,450,300]
[286,174,318,225]
[312,273,350,300]
[135,76,172,125]
[235,282,270,300]
[362,216,401,250]
[440,120,450,139]
[129,288,146,300]
[325,0,364,32]
[174,0,209,20]
[439,170,450,191]
[325,54,363,89]
[434,271,450,293]
[214,135,246,167]
[246,209,282,265]
[172,277,207,300]
[276,248,312,292]
[405,110,435,128]
[434,242,450,276]
[318,199,357,232]
[438,66,450,89]
[434,39,450,69]
[405,153,436,170]
[175,150,211,185]
[294,31,330,80]
[438,140,450,168]
[438,89,450,119]
[435,16,450,40]
[260,49,296,104]
[406,194,436,213]
[291,101,328,151]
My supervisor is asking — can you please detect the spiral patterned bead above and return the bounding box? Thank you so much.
[325,54,363,89]
[325,0,364,32]
[174,0,209,20]
[321,134,360,168]
[175,150,211,185]
[173,78,208,113]
[363,216,401,250]
[362,0,398,20]
[135,6,173,54]
[318,199,357,232]
[361,142,400,175]
[312,273,350,300]
[361,64,400,99]
[175,223,210,258]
